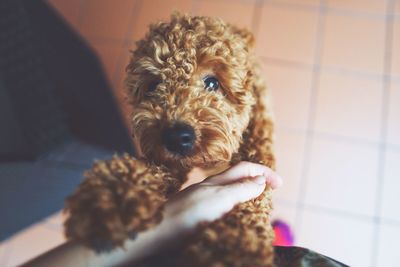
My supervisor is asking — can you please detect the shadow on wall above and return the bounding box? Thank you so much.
[0,0,134,240]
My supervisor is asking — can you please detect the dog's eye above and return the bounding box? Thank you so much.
[203,76,219,91]
[147,81,159,92]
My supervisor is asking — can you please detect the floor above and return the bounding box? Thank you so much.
[1,0,399,266]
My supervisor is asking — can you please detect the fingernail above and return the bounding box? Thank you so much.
[253,175,267,185]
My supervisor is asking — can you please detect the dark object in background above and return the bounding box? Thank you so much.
[0,0,134,240]
[137,246,349,267]
[0,0,134,160]
[274,246,349,267]
[0,0,69,160]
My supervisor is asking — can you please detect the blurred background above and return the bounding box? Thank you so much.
[0,0,399,266]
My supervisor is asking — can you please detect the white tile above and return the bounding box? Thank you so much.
[264,64,312,130]
[395,0,400,16]
[273,129,307,203]
[298,209,374,267]
[380,149,400,222]
[79,0,137,39]
[321,13,386,74]
[326,0,388,15]
[257,4,319,64]
[196,0,255,30]
[387,82,400,146]
[271,201,298,236]
[6,224,65,266]
[305,137,379,217]
[130,0,193,41]
[315,71,383,142]
[263,63,313,131]
[270,0,320,7]
[376,223,400,267]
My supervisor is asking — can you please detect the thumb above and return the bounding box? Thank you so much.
[206,161,281,188]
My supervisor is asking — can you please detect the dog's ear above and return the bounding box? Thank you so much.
[230,25,255,49]
[237,63,275,168]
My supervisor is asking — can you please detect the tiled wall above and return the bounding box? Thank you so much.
[1,0,399,266]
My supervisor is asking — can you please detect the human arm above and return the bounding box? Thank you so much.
[23,162,282,267]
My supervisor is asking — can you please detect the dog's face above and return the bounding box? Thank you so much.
[126,14,257,168]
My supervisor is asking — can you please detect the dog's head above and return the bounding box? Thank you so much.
[126,14,258,168]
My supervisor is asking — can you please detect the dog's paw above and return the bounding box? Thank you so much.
[64,155,181,250]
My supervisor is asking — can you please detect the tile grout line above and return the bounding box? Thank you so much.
[276,197,400,227]
[264,0,398,20]
[76,0,88,28]
[304,204,379,223]
[78,35,135,46]
[370,0,395,266]
[70,46,400,84]
[261,55,400,82]
[276,124,393,151]
[311,131,381,148]
[251,0,264,39]
[72,0,139,138]
[305,205,400,228]
[191,0,201,15]
[79,11,400,83]
[107,0,144,138]
[294,0,327,239]
[321,65,397,81]
[265,0,321,12]
[262,56,313,69]
[327,6,389,20]
[111,0,143,94]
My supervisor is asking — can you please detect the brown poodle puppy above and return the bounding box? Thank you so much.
[64,13,275,267]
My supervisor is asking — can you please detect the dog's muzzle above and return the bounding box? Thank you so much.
[162,123,195,156]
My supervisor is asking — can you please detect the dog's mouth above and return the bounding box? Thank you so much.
[136,118,236,169]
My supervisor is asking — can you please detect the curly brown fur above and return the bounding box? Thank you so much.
[64,155,182,250]
[65,13,275,266]
[179,63,275,266]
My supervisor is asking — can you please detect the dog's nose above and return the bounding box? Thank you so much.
[162,123,195,156]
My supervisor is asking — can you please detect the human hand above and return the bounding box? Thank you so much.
[115,161,282,264]
[49,162,282,266]
[160,161,282,238]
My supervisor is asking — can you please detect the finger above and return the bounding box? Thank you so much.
[207,161,281,187]
[220,175,267,203]
[267,173,283,189]
[184,176,267,225]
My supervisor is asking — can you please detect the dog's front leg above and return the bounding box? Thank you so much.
[64,155,183,251]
